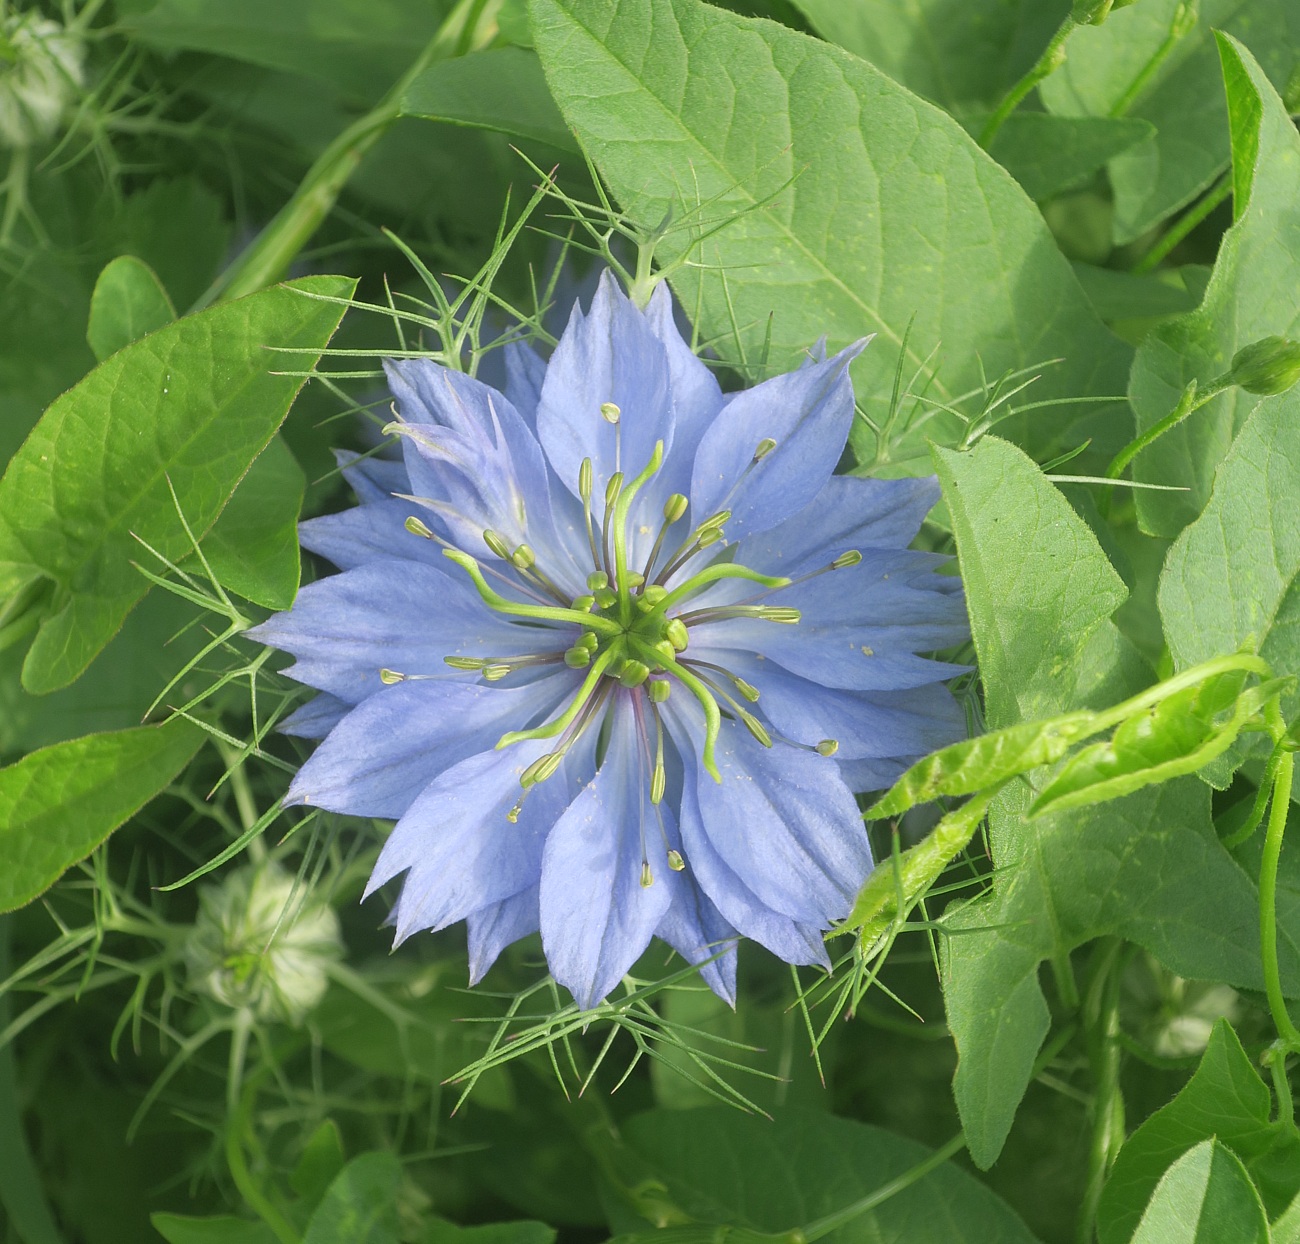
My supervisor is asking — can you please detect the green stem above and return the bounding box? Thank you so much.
[1261,748,1300,1050]
[1077,939,1127,1244]
[1105,375,1230,482]
[1132,172,1232,275]
[979,16,1077,148]
[196,0,493,308]
[1108,1,1196,119]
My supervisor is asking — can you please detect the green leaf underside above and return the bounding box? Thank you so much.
[790,0,1071,112]
[402,47,578,152]
[86,255,177,363]
[621,1108,1039,1242]
[1159,387,1300,781]
[199,433,306,610]
[1129,1139,1269,1244]
[1098,1021,1300,1242]
[530,0,1131,466]
[1042,0,1300,246]
[0,718,203,913]
[1129,36,1300,537]
[0,275,353,694]
[987,114,1154,203]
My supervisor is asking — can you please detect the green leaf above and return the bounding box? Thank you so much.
[0,275,353,694]
[988,114,1153,203]
[402,47,577,152]
[1098,1020,1300,1243]
[199,434,305,610]
[150,1214,277,1244]
[1070,262,1207,326]
[789,0,1071,111]
[865,712,1100,819]
[1126,35,1300,536]
[1042,0,1300,246]
[945,779,1292,1168]
[420,1221,556,1244]
[530,0,1131,467]
[932,436,1130,728]
[1129,1139,1269,1244]
[621,1107,1040,1242]
[302,1152,402,1244]
[0,718,203,913]
[1159,387,1300,772]
[290,1119,347,1210]
[1027,672,1281,818]
[1275,1191,1300,1244]
[86,256,176,363]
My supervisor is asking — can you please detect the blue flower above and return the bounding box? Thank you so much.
[251,273,968,1009]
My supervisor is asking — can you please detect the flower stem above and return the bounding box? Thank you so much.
[1104,374,1230,483]
[1260,746,1300,1050]
[979,16,1077,148]
[1132,171,1232,275]
[195,0,495,308]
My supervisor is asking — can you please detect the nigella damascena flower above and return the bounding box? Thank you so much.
[250,273,969,1008]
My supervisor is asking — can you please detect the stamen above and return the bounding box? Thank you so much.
[380,668,405,684]
[753,437,778,460]
[405,515,435,540]
[646,649,722,781]
[667,850,686,871]
[580,457,601,569]
[678,604,801,626]
[443,549,622,636]
[640,862,654,888]
[685,662,774,750]
[600,401,621,424]
[685,658,761,702]
[402,512,551,606]
[642,493,688,581]
[655,509,731,585]
[816,739,839,756]
[601,471,624,581]
[483,529,511,560]
[647,678,670,703]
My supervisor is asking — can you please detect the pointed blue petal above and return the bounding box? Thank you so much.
[690,341,867,541]
[246,559,557,703]
[335,448,409,503]
[665,703,871,925]
[539,696,674,1009]
[280,693,349,739]
[299,498,443,572]
[503,340,547,431]
[467,885,540,985]
[287,676,572,818]
[536,271,674,506]
[366,740,569,943]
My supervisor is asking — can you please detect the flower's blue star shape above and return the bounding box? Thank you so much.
[251,273,969,1009]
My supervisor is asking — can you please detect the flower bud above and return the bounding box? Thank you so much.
[184,865,341,1025]
[0,15,85,150]
[1229,336,1300,396]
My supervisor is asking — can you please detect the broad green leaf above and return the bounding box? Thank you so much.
[1126,36,1300,536]
[122,0,451,99]
[1159,387,1300,769]
[790,0,1070,112]
[291,1119,347,1210]
[988,114,1153,203]
[86,255,176,362]
[530,0,1131,467]
[865,713,1099,819]
[621,1108,1040,1243]
[1042,0,1300,246]
[302,1152,402,1244]
[402,47,577,152]
[1276,1192,1300,1244]
[1071,262,1207,326]
[932,436,1129,728]
[1130,1140,1269,1244]
[1098,1021,1300,1242]
[0,718,203,913]
[151,1214,277,1244]
[0,275,353,694]
[199,434,305,610]
[1027,673,1280,818]
[421,1221,556,1244]
[945,779,1295,1168]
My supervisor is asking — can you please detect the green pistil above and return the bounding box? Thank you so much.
[497,644,623,749]
[656,561,791,613]
[611,440,665,619]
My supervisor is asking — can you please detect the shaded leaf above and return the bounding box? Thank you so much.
[86,256,176,362]
[0,719,204,913]
[151,1214,277,1244]
[988,114,1153,203]
[302,1152,402,1244]
[1129,1139,1268,1244]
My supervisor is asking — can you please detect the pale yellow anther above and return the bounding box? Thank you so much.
[601,401,622,424]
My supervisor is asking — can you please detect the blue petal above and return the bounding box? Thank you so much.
[731,474,943,577]
[670,747,829,968]
[664,703,872,925]
[246,559,557,703]
[536,271,674,508]
[689,341,867,541]
[335,448,409,503]
[503,340,547,431]
[299,498,444,572]
[644,281,722,503]
[708,651,965,762]
[539,695,674,1009]
[366,740,569,943]
[385,359,571,578]
[280,693,349,739]
[467,885,540,985]
[286,676,572,818]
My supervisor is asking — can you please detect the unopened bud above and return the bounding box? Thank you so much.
[1229,336,1300,395]
[665,618,689,651]
[815,739,840,757]
[565,646,592,668]
[663,493,688,522]
[753,437,777,461]
[600,401,621,424]
[405,515,434,539]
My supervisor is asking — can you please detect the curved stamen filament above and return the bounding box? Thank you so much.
[444,549,622,636]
